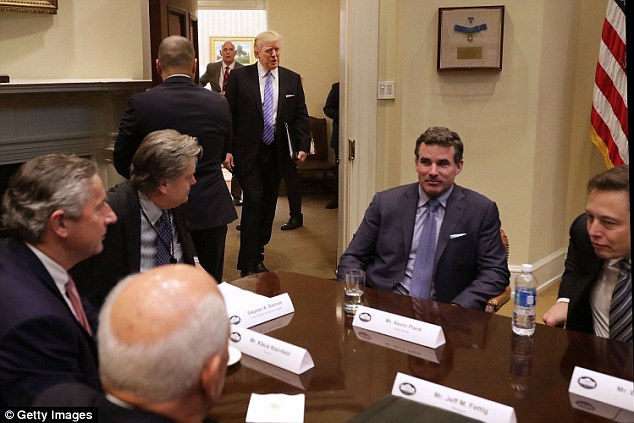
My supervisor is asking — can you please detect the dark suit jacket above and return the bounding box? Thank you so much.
[34,383,175,422]
[224,64,311,178]
[200,60,244,92]
[323,82,339,150]
[113,75,237,231]
[337,183,510,310]
[0,239,100,406]
[70,181,196,308]
[557,213,604,335]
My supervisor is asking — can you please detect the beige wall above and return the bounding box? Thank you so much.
[0,0,146,80]
[375,0,606,273]
[268,0,340,120]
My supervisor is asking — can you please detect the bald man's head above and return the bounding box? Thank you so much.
[98,265,229,405]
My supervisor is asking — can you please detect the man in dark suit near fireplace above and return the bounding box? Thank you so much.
[113,35,236,283]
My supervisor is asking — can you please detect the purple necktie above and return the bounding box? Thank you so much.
[262,71,275,144]
[409,199,440,299]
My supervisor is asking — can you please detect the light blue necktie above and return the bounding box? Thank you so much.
[610,260,632,343]
[262,71,275,144]
[409,199,440,299]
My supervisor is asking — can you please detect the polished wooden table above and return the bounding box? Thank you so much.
[210,272,633,423]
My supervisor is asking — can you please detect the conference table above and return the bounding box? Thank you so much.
[210,272,633,423]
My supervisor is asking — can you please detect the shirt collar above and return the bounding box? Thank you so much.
[164,74,192,80]
[138,191,164,224]
[417,185,453,209]
[26,243,68,292]
[257,61,278,79]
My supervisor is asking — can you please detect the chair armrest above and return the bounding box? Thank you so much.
[485,286,511,313]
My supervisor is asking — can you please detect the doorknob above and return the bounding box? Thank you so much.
[348,139,355,160]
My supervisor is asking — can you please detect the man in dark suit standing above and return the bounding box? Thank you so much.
[337,127,509,310]
[323,82,340,209]
[113,35,236,284]
[200,40,245,206]
[0,154,117,405]
[543,165,630,343]
[224,30,311,276]
[72,130,200,308]
[34,264,230,422]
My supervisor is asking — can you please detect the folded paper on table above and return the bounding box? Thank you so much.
[352,305,445,348]
[250,312,294,334]
[229,324,314,374]
[219,282,295,328]
[240,354,314,390]
[353,326,443,363]
[391,372,516,423]
[569,393,634,421]
[246,393,305,423]
[568,366,634,412]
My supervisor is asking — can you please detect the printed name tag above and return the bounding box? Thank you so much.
[392,372,516,423]
[569,393,634,421]
[353,326,443,363]
[240,354,314,390]
[352,305,445,348]
[229,325,314,374]
[219,283,295,328]
[568,367,634,412]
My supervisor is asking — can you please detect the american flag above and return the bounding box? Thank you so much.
[589,0,628,167]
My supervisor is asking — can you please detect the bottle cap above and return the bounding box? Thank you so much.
[521,264,533,272]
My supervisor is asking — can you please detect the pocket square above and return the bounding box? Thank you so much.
[285,94,295,98]
[449,233,467,239]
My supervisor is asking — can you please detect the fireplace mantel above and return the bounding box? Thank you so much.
[0,79,151,186]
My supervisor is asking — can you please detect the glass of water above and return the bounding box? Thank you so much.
[344,269,365,314]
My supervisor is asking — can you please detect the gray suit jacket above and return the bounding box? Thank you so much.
[200,61,244,92]
[337,183,510,309]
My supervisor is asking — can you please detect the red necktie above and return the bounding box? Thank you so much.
[65,277,92,335]
[222,65,230,91]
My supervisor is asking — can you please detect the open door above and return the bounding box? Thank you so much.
[148,0,199,86]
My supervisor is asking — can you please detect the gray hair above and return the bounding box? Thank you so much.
[158,35,195,70]
[130,129,202,194]
[254,30,282,51]
[2,154,98,244]
[98,274,229,402]
[415,127,464,164]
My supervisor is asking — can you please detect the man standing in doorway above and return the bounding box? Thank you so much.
[201,40,245,206]
[224,30,311,276]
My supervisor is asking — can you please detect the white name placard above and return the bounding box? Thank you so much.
[569,393,634,421]
[241,354,314,390]
[353,326,443,363]
[229,325,314,374]
[392,372,516,423]
[568,366,634,412]
[352,305,445,348]
[251,313,294,335]
[219,283,295,329]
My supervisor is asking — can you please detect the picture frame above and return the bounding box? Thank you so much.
[210,37,256,66]
[437,5,504,71]
[0,0,57,14]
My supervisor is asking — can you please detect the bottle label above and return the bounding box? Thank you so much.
[515,289,536,307]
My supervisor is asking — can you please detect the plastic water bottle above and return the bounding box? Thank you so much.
[512,264,537,336]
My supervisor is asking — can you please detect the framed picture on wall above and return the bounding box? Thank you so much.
[0,0,57,14]
[437,5,504,71]
[210,37,256,65]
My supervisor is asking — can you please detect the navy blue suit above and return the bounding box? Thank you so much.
[557,214,604,335]
[0,239,100,406]
[337,183,510,310]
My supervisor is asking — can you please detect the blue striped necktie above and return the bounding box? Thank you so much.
[609,259,632,343]
[409,199,440,299]
[262,71,275,144]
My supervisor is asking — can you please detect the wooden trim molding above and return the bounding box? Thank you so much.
[0,0,58,14]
